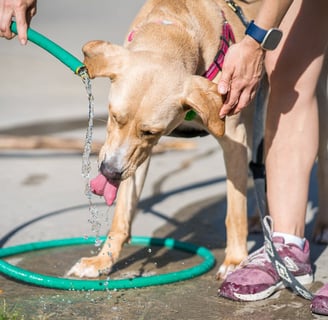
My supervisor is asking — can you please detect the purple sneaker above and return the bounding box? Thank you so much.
[219,237,313,301]
[311,283,328,315]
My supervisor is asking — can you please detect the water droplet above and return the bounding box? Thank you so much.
[95,238,103,247]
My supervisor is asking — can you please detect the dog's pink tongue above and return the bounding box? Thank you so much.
[90,173,119,206]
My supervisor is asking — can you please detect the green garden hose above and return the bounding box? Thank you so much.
[10,21,86,75]
[0,236,215,291]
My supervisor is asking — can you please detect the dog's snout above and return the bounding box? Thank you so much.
[100,161,122,181]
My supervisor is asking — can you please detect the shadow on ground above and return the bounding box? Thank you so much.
[0,175,326,319]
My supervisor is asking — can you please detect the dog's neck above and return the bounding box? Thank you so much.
[124,3,233,78]
[127,19,175,42]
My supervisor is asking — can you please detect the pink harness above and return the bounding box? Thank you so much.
[203,19,235,80]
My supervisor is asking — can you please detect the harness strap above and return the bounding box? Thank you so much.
[186,12,235,121]
[203,18,235,81]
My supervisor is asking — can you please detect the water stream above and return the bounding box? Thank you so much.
[80,71,103,248]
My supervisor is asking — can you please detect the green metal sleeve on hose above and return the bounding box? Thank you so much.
[0,236,215,291]
[10,21,85,75]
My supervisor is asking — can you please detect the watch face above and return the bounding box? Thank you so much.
[262,29,283,50]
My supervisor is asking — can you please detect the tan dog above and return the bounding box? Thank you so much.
[67,0,263,279]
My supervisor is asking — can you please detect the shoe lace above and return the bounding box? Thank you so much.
[239,246,270,268]
[239,237,286,269]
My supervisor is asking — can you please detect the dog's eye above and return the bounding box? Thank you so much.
[140,126,163,138]
[141,130,155,137]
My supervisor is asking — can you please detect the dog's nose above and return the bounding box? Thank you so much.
[100,161,122,181]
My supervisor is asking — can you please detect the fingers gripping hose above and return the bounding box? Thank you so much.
[10,21,86,75]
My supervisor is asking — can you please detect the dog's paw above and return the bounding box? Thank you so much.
[215,263,237,280]
[66,256,112,278]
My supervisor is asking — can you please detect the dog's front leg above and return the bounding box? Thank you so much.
[215,116,249,279]
[67,157,151,278]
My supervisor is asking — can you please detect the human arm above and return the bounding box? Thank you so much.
[0,0,37,45]
[218,0,293,118]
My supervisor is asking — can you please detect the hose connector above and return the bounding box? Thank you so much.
[76,66,89,79]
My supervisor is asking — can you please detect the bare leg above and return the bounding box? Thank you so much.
[219,0,328,302]
[314,52,328,243]
[265,0,328,237]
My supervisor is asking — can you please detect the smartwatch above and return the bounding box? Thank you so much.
[245,20,283,50]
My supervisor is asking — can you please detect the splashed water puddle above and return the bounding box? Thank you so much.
[113,270,157,280]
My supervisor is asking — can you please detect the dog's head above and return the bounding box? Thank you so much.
[83,40,225,183]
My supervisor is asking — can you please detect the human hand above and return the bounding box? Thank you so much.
[0,0,37,45]
[218,36,265,118]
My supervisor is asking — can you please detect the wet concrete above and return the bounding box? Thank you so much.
[0,269,322,320]
[0,195,327,319]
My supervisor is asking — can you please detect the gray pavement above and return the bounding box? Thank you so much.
[0,1,327,319]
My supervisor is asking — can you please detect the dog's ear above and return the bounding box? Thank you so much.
[182,75,225,137]
[82,40,130,80]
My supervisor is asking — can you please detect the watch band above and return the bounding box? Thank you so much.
[245,20,267,44]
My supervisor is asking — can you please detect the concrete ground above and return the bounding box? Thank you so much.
[0,1,327,319]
